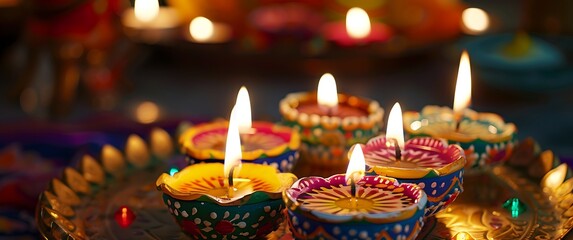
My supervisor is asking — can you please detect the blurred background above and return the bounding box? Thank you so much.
[0,0,572,238]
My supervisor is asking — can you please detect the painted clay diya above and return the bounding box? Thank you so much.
[121,7,181,43]
[179,121,300,172]
[363,136,466,217]
[403,106,517,170]
[279,92,384,168]
[35,136,573,239]
[156,163,297,239]
[284,174,427,240]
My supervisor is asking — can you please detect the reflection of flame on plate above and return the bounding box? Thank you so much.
[436,205,514,239]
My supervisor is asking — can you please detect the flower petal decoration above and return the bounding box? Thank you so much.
[179,121,300,161]
[284,174,427,223]
[364,136,466,179]
[157,163,297,206]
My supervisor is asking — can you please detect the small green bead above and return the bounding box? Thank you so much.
[169,167,179,176]
[502,197,526,218]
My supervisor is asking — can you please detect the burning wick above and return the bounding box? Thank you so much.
[349,172,360,209]
[455,117,462,132]
[386,102,404,161]
[346,144,365,210]
[325,107,336,117]
[227,165,236,198]
[392,138,402,161]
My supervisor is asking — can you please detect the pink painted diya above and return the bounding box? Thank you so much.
[363,136,466,217]
[284,174,427,240]
[156,163,297,239]
[179,121,300,172]
[279,92,383,168]
[322,7,393,47]
[403,106,517,170]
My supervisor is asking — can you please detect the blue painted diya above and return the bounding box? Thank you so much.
[179,121,300,172]
[284,174,427,240]
[156,163,297,239]
[363,136,466,217]
[403,106,517,170]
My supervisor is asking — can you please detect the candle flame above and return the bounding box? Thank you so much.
[190,16,214,42]
[345,144,365,184]
[462,8,490,34]
[134,0,159,23]
[224,107,242,179]
[234,86,253,134]
[453,51,472,115]
[346,7,371,40]
[386,102,405,150]
[317,73,338,108]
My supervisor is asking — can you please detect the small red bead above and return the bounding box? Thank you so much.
[214,220,235,235]
[114,206,136,228]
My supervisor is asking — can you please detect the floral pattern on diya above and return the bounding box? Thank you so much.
[164,194,286,240]
[299,183,415,216]
[284,174,426,240]
[156,163,297,205]
[279,92,384,169]
[403,106,517,169]
[363,136,466,217]
[364,137,465,178]
[178,121,300,172]
[157,163,296,239]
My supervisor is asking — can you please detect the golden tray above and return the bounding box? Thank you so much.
[36,127,573,239]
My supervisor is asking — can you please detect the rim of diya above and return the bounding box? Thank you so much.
[156,163,297,206]
[179,121,300,160]
[363,136,466,179]
[403,105,517,143]
[284,174,427,223]
[279,92,384,131]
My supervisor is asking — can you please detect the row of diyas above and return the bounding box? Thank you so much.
[121,0,231,43]
[155,50,516,239]
[279,51,516,174]
[121,0,393,45]
[156,100,464,239]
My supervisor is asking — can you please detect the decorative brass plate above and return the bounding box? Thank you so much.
[37,132,573,239]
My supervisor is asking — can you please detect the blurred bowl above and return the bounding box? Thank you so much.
[465,34,573,92]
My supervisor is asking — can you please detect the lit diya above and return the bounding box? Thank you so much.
[284,144,427,240]
[186,16,232,44]
[364,103,466,217]
[121,0,181,43]
[403,51,517,170]
[279,73,384,171]
[180,87,300,172]
[157,107,297,239]
[322,7,393,46]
